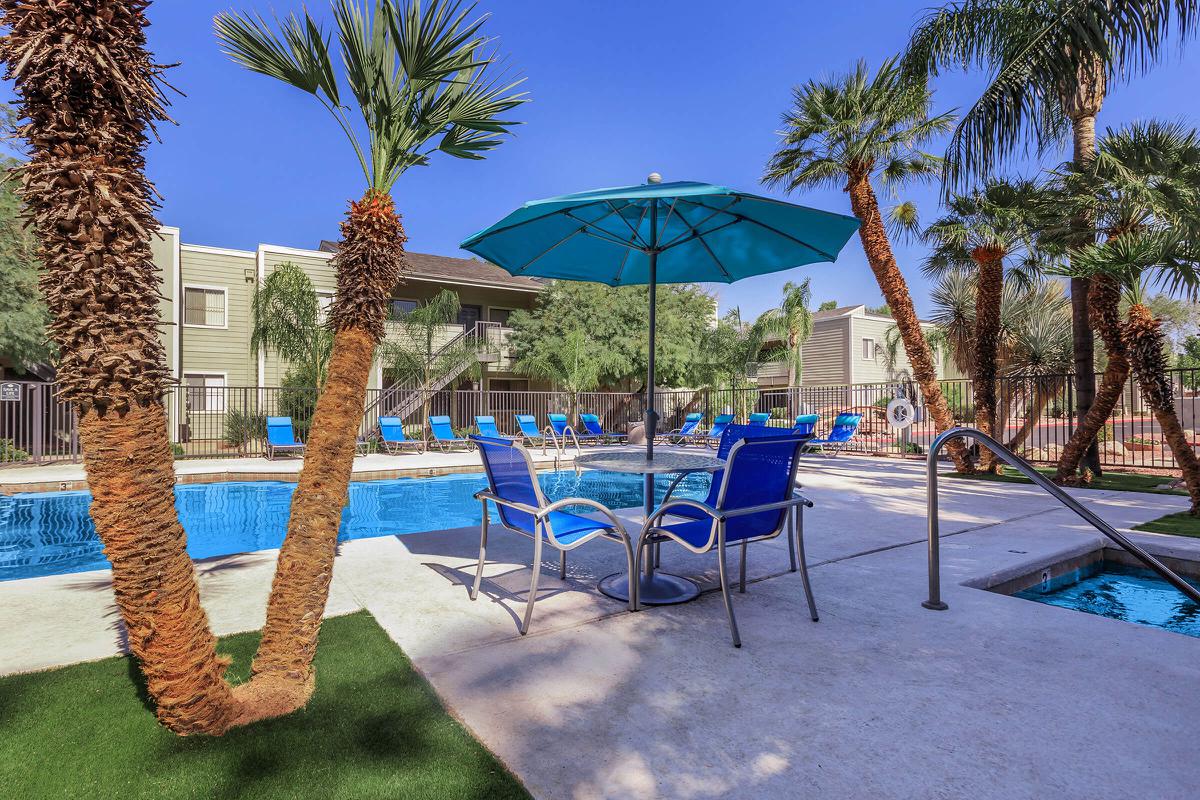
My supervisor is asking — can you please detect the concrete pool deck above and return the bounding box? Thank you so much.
[2,455,1198,799]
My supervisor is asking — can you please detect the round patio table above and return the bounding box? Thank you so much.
[574,450,725,605]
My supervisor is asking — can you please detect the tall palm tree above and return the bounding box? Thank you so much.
[1000,282,1074,453]
[763,58,973,471]
[214,0,525,719]
[904,0,1200,474]
[922,178,1046,469]
[755,278,815,389]
[0,0,244,734]
[251,262,335,387]
[515,327,611,424]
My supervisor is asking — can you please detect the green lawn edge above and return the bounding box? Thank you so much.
[944,465,1185,496]
[0,611,530,800]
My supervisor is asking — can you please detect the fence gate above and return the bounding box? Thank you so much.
[0,380,79,465]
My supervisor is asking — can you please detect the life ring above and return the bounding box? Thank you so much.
[886,398,916,430]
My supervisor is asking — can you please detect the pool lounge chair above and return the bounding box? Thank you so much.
[265,416,305,460]
[656,412,704,445]
[579,413,627,445]
[791,414,820,444]
[703,413,736,448]
[378,416,424,455]
[803,412,863,457]
[748,412,772,427]
[547,413,582,450]
[635,425,817,647]
[470,435,636,635]
[475,415,516,441]
[428,415,474,452]
[514,414,549,447]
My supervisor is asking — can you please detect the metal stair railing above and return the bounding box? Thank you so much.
[924,427,1200,610]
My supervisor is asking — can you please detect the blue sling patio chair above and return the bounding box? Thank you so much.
[803,412,863,457]
[475,415,516,441]
[514,414,549,447]
[378,416,425,455]
[264,416,305,460]
[791,414,820,444]
[703,413,736,448]
[470,435,637,635]
[656,412,704,445]
[428,415,474,452]
[748,412,772,427]
[634,426,817,647]
[579,413,628,445]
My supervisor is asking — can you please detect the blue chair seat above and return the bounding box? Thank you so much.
[542,511,617,546]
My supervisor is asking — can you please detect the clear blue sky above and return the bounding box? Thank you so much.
[7,1,1197,318]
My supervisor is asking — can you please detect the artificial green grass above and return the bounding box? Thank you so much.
[946,465,1185,496]
[1134,511,1200,538]
[0,611,529,800]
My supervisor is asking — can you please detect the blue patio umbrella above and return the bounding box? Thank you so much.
[460,177,861,458]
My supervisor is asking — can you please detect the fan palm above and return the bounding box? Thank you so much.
[215,0,525,727]
[754,278,815,391]
[1000,282,1074,453]
[251,262,335,387]
[763,58,973,471]
[514,327,611,425]
[697,308,769,422]
[904,0,1200,474]
[923,178,1048,468]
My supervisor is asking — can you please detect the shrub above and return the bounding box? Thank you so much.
[872,395,893,409]
[276,372,319,439]
[224,408,267,452]
[0,438,30,462]
[171,443,186,459]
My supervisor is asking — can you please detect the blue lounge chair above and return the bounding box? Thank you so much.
[546,413,582,449]
[429,415,473,452]
[475,415,515,441]
[791,414,820,444]
[470,436,636,634]
[803,412,863,457]
[656,412,704,445]
[636,425,817,647]
[703,413,736,448]
[514,414,548,447]
[580,413,627,445]
[378,416,424,454]
[265,416,305,460]
[748,412,772,427]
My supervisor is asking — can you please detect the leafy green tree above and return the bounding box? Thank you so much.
[1177,335,1200,388]
[863,303,892,317]
[755,278,814,387]
[250,262,334,387]
[515,327,617,423]
[696,308,771,420]
[817,300,839,312]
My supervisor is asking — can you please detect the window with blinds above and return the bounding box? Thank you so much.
[183,287,226,327]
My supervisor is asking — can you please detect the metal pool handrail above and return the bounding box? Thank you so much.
[924,427,1200,610]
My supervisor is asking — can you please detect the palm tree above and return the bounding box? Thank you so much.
[0,1,244,734]
[698,308,768,422]
[214,0,525,725]
[251,262,335,387]
[763,58,973,471]
[378,289,481,426]
[754,278,815,389]
[904,0,1200,474]
[515,327,611,425]
[1000,282,1074,454]
[922,178,1046,469]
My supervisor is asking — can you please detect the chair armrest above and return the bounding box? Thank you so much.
[719,496,811,520]
[536,497,628,538]
[645,498,720,528]
[473,490,542,517]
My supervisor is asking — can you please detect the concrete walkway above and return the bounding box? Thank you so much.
[1,456,1198,799]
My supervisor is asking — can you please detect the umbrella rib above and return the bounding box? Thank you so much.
[737,216,838,261]
[656,197,741,251]
[604,200,650,249]
[656,198,680,250]
[563,208,648,250]
[512,226,588,274]
[653,200,735,281]
[613,204,652,285]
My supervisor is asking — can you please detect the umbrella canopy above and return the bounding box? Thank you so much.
[460,178,860,460]
[461,180,860,285]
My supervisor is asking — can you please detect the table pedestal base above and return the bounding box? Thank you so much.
[598,571,700,605]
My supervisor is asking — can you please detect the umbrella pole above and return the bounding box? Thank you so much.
[646,252,657,464]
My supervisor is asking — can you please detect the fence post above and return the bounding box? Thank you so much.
[30,383,45,464]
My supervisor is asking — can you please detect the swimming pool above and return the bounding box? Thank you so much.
[1014,560,1200,639]
[0,470,711,582]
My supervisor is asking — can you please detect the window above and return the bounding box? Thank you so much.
[183,286,226,328]
[317,292,333,324]
[862,338,876,360]
[389,298,417,319]
[488,307,514,326]
[184,373,226,412]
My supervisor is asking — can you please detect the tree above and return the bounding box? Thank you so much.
[378,289,480,424]
[213,0,525,727]
[763,58,973,471]
[999,282,1073,453]
[904,0,1200,476]
[251,262,334,387]
[514,327,615,423]
[923,178,1047,469]
[697,308,769,421]
[864,303,892,317]
[1178,334,1200,388]
[754,278,814,387]
[818,299,839,312]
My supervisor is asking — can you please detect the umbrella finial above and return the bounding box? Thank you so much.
[647,172,662,184]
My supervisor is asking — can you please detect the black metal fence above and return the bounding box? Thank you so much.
[3,370,1199,469]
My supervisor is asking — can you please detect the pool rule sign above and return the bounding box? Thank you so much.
[0,382,20,402]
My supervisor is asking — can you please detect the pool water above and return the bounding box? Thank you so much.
[0,470,711,582]
[1014,561,1200,639]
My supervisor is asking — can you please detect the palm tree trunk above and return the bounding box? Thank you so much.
[1123,303,1200,514]
[1055,276,1127,484]
[846,173,972,472]
[972,249,1004,472]
[236,190,407,719]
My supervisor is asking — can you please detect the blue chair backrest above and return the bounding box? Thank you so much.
[678,413,702,434]
[580,414,604,436]
[715,434,806,542]
[266,417,297,446]
[705,424,801,506]
[430,415,457,440]
[792,414,820,437]
[475,415,502,437]
[548,414,569,435]
[748,412,771,427]
[379,416,408,442]
[515,414,541,437]
[472,436,544,534]
[708,413,735,439]
[827,413,863,443]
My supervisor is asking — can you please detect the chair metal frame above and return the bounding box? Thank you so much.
[802,412,862,457]
[264,416,305,461]
[656,412,704,446]
[470,436,637,635]
[578,413,627,446]
[703,413,737,449]
[377,416,426,455]
[634,435,818,647]
[428,415,475,453]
